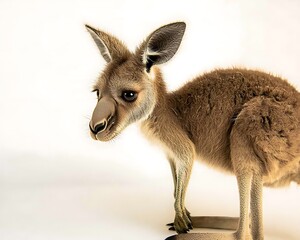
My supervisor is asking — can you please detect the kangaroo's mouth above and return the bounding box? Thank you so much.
[107,115,116,131]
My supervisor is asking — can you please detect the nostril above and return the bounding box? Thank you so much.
[94,121,107,133]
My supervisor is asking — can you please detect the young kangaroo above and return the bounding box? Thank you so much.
[86,22,300,240]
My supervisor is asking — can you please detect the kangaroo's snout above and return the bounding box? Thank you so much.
[89,97,116,135]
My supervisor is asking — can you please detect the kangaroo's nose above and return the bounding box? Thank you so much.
[90,96,116,135]
[90,120,107,134]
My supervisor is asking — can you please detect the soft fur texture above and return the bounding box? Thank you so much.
[86,22,300,240]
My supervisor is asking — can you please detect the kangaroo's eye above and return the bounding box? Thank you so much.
[92,89,100,98]
[121,90,137,102]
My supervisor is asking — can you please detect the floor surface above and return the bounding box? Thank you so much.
[0,153,299,240]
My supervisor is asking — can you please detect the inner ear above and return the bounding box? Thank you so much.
[145,55,160,72]
[85,24,131,63]
[86,25,112,62]
[142,22,186,71]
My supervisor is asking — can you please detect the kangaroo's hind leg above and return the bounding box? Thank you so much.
[230,95,300,240]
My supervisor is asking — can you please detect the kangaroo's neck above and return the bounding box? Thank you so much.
[140,67,172,141]
[148,67,169,119]
[140,67,194,159]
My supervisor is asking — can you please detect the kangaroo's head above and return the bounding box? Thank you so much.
[86,22,186,141]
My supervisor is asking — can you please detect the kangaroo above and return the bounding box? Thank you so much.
[86,22,300,240]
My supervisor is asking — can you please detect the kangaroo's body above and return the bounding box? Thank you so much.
[143,68,300,185]
[85,22,300,240]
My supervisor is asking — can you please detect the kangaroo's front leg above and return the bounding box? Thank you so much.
[167,157,192,231]
[161,127,195,233]
[168,157,239,232]
[173,156,194,233]
[165,173,252,240]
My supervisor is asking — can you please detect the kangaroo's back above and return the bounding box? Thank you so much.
[168,68,300,175]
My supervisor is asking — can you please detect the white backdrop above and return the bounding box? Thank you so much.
[0,0,300,239]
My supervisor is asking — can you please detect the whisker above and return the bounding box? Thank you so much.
[83,115,91,120]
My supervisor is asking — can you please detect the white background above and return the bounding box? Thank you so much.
[0,0,300,239]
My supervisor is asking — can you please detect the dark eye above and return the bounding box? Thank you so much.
[121,90,137,102]
[92,89,100,98]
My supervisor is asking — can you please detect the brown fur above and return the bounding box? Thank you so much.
[86,22,300,240]
[168,69,300,183]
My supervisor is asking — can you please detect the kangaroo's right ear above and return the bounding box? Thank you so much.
[85,24,130,63]
[138,22,186,72]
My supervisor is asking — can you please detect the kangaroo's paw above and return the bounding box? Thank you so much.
[173,211,193,233]
[167,209,192,231]
[167,222,193,231]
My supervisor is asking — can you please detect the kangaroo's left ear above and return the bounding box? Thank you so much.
[85,24,130,63]
[138,22,186,72]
